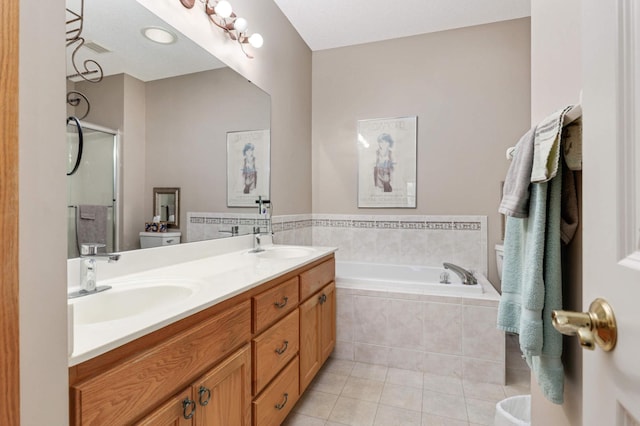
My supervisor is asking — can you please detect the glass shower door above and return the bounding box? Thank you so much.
[67,121,118,258]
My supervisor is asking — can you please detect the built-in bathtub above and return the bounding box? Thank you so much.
[334,261,506,384]
[335,261,484,296]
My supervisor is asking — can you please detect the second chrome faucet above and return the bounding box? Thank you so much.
[442,262,477,285]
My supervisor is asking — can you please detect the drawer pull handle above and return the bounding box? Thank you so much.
[182,397,196,419]
[275,393,289,410]
[274,296,288,309]
[319,293,327,305]
[198,386,211,406]
[275,340,289,355]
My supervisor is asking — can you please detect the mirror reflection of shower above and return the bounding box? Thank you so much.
[66,120,119,259]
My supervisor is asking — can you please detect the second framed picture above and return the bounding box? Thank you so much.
[357,116,417,208]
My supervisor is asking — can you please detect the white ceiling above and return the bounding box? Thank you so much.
[66,0,531,82]
[66,0,226,82]
[272,0,531,51]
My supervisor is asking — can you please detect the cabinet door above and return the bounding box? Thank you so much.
[135,390,195,426]
[195,344,251,426]
[319,281,336,363]
[299,291,322,393]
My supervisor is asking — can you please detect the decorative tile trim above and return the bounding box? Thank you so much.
[310,217,482,232]
[189,213,483,232]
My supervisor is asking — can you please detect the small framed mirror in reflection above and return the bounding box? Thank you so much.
[153,187,180,228]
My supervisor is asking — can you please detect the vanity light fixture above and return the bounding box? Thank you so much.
[142,26,178,44]
[179,0,263,58]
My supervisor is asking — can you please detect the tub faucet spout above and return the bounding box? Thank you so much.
[443,262,477,285]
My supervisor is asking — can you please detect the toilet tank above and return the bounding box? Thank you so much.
[139,231,181,249]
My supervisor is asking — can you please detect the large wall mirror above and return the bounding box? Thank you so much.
[65,0,271,257]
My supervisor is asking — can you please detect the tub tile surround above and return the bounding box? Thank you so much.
[335,287,506,386]
[187,213,488,276]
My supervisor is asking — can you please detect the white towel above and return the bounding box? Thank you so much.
[531,106,574,183]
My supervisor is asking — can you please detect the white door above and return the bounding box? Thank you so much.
[582,1,640,424]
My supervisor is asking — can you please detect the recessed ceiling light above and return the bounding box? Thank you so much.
[142,27,177,44]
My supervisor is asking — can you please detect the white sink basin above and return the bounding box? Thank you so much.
[72,280,200,325]
[256,247,315,259]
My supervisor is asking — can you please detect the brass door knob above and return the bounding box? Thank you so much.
[551,298,617,351]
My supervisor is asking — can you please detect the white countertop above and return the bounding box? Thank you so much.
[68,242,336,366]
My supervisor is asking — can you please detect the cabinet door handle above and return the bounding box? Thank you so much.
[198,386,211,406]
[182,397,196,420]
[274,296,288,309]
[275,340,289,355]
[275,393,289,410]
[318,294,324,305]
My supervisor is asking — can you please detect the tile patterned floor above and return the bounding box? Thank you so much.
[283,358,530,426]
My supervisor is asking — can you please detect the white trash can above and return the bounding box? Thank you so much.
[494,395,531,426]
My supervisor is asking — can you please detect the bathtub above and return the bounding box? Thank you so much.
[333,260,505,384]
[335,261,485,296]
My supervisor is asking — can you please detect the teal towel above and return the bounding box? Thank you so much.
[497,163,564,404]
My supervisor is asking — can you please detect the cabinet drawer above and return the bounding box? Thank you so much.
[252,309,299,395]
[252,356,299,426]
[253,276,299,332]
[71,300,251,425]
[300,258,335,301]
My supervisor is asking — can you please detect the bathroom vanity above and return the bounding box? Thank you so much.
[67,241,336,425]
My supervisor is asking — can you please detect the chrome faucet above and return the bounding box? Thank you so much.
[250,226,265,253]
[68,243,120,298]
[442,262,477,285]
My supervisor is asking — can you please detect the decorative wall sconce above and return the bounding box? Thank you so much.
[179,0,263,58]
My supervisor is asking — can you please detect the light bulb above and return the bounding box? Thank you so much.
[234,17,248,33]
[214,0,232,18]
[248,33,263,48]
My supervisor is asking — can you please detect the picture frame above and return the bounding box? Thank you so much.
[357,116,417,208]
[227,129,270,207]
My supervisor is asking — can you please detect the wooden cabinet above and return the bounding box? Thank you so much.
[252,276,299,333]
[299,281,336,393]
[193,344,251,426]
[137,345,251,426]
[70,300,251,425]
[135,390,194,426]
[252,310,299,395]
[252,357,300,426]
[69,253,335,426]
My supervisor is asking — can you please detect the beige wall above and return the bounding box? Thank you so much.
[19,0,69,424]
[530,0,582,424]
[312,18,531,288]
[145,67,270,226]
[531,0,582,124]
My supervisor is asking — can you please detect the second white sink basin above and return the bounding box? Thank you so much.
[72,280,200,325]
[256,247,315,259]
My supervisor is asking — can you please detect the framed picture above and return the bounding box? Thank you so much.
[357,116,417,208]
[227,129,270,207]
